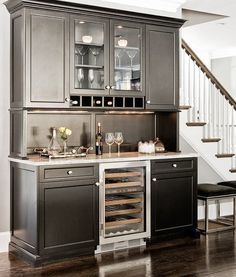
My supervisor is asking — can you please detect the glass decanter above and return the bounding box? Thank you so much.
[48,127,61,156]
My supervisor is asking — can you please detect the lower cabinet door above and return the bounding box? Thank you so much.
[39,179,99,255]
[151,172,197,237]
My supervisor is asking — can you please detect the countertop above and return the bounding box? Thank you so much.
[9,152,199,166]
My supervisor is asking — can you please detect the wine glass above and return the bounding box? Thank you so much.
[90,46,101,65]
[88,69,95,89]
[77,46,88,65]
[115,48,124,68]
[114,132,124,155]
[126,49,137,67]
[105,133,115,156]
[77,68,84,88]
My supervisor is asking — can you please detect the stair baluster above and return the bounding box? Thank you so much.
[181,39,236,171]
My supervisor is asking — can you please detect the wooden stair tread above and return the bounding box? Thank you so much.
[202,138,221,143]
[186,122,206,126]
[179,105,191,110]
[215,154,235,158]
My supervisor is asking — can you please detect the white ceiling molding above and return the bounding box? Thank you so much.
[100,0,188,12]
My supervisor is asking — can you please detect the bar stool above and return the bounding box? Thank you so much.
[198,183,236,234]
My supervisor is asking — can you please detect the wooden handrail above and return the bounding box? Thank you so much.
[182,38,236,110]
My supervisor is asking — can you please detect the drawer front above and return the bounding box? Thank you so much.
[151,159,194,174]
[40,164,98,182]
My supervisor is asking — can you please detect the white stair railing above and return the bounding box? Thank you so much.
[181,39,236,172]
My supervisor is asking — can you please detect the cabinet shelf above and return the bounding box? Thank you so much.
[105,181,143,189]
[114,66,140,71]
[105,172,142,178]
[105,196,143,206]
[75,41,104,47]
[115,46,140,51]
[105,217,142,227]
[105,207,142,217]
[75,64,104,69]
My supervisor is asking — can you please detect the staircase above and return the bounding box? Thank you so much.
[180,39,236,175]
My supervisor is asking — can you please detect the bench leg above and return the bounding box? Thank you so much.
[216,199,220,220]
[205,199,208,233]
[234,197,236,227]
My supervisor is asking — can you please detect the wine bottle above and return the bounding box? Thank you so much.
[95,122,103,155]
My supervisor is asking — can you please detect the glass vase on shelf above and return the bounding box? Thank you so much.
[48,127,61,157]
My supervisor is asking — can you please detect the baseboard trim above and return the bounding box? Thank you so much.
[0,232,10,253]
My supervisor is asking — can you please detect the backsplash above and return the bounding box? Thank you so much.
[26,111,156,154]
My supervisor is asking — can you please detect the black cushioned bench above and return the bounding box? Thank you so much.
[198,183,236,233]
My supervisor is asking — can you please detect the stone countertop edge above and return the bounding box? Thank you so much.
[8,152,199,166]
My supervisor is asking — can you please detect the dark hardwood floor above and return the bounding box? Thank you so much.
[1,231,236,276]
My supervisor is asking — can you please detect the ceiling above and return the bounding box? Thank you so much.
[182,0,236,58]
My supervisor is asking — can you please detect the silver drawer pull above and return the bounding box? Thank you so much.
[96,100,101,105]
[67,170,73,175]
[172,164,177,168]
[95,182,100,187]
[152,178,157,182]
[146,100,151,104]
[107,101,113,106]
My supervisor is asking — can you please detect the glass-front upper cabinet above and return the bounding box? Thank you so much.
[70,16,109,95]
[110,21,145,96]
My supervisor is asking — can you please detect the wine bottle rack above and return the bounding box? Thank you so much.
[70,95,144,109]
[103,166,145,237]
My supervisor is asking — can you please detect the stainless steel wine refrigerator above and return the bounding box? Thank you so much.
[97,161,150,252]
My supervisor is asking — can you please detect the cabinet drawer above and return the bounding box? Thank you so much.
[40,164,98,182]
[152,159,194,174]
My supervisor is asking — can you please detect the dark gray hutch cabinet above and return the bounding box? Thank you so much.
[5,0,190,266]
[6,0,184,110]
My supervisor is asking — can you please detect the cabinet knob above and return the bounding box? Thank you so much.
[152,178,157,182]
[146,100,151,104]
[95,182,100,187]
[67,170,73,175]
[172,164,177,168]
[107,101,113,106]
[105,85,111,89]
[95,100,101,105]
[110,85,115,89]
[65,98,70,102]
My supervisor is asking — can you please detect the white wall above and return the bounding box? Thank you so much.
[0,2,10,233]
[211,56,236,100]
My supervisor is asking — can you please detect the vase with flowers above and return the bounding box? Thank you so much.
[58,127,72,155]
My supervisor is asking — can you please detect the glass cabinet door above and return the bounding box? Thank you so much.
[70,16,109,95]
[110,21,145,96]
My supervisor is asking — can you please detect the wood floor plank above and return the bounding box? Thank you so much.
[1,232,236,276]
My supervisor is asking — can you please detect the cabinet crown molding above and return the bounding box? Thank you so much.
[4,0,185,27]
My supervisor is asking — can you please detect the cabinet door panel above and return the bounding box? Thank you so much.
[152,172,197,235]
[110,20,145,96]
[40,179,98,254]
[70,15,109,95]
[25,9,69,107]
[146,25,179,110]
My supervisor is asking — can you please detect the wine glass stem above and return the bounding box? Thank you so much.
[95,56,97,66]
[108,145,111,156]
[118,144,120,155]
[81,56,84,65]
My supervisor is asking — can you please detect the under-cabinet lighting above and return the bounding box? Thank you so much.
[104,111,154,114]
[27,110,90,114]
[79,21,85,24]
[117,25,123,29]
